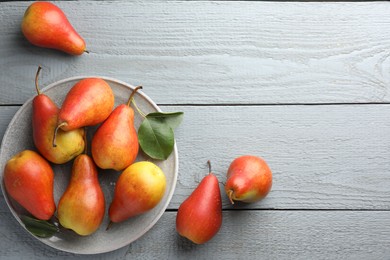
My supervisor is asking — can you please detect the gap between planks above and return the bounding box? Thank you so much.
[4,103,390,107]
[164,208,390,212]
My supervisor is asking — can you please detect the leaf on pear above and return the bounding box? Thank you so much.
[20,215,59,238]
[138,117,175,160]
[146,112,184,129]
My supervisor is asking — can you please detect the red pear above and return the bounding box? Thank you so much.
[3,150,55,220]
[91,86,142,171]
[57,149,105,236]
[53,78,114,146]
[21,2,86,55]
[225,155,272,204]
[176,161,222,244]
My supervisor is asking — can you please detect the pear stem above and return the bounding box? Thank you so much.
[35,65,42,95]
[227,190,235,205]
[130,86,147,118]
[84,49,90,54]
[207,160,212,174]
[126,85,143,107]
[53,122,67,147]
[132,99,147,118]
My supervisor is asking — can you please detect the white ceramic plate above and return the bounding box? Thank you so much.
[0,76,178,254]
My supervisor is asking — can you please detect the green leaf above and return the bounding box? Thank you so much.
[138,117,175,160]
[20,215,59,238]
[146,112,184,129]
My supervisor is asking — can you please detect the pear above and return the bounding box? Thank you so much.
[225,155,272,204]
[22,2,86,55]
[109,161,166,223]
[3,150,55,220]
[21,2,86,55]
[32,66,85,164]
[53,78,114,146]
[176,161,222,244]
[57,141,105,236]
[91,86,142,171]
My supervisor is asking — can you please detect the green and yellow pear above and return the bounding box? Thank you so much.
[109,161,166,223]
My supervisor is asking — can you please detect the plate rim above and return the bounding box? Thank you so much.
[0,76,179,254]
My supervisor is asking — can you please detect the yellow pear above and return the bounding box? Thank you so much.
[109,161,166,223]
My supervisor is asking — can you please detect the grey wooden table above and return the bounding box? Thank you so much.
[1,1,390,259]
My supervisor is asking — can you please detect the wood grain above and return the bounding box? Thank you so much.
[0,1,390,104]
[1,104,390,210]
[0,208,389,259]
[171,104,390,210]
[0,106,18,144]
[1,1,390,258]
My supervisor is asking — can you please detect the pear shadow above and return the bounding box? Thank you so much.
[223,199,257,210]
[175,232,201,253]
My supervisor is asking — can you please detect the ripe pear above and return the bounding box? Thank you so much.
[3,150,55,220]
[225,155,272,204]
[53,78,114,146]
[32,66,85,164]
[57,148,105,236]
[176,161,222,244]
[91,86,142,171]
[109,161,166,223]
[21,2,86,55]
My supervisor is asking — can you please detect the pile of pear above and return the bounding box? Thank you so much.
[3,67,167,236]
[9,1,275,244]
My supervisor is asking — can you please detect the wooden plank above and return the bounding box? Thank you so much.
[171,104,390,210]
[1,1,390,105]
[1,104,390,210]
[0,209,389,259]
[0,106,18,144]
